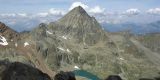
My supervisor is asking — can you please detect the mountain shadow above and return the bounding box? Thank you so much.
[0,60,51,80]
[105,75,122,80]
[54,71,76,80]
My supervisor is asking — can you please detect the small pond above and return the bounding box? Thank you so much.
[73,70,101,80]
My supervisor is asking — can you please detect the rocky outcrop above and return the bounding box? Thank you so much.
[0,22,19,41]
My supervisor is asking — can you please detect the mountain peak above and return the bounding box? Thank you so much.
[59,6,89,20]
[50,6,108,45]
[71,6,87,14]
[57,6,91,25]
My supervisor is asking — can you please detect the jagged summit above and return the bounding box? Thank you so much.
[67,6,89,16]
[74,6,86,12]
[57,6,92,27]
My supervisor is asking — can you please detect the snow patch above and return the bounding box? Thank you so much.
[57,47,71,53]
[74,66,80,69]
[15,43,18,47]
[62,36,67,40]
[119,57,125,61]
[57,47,65,51]
[0,35,8,46]
[66,49,71,52]
[24,42,29,47]
[46,30,53,34]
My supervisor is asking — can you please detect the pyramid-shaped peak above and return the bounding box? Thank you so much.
[57,6,91,23]
[68,6,88,15]
[50,5,108,45]
[73,6,86,12]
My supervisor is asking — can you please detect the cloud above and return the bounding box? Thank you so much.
[49,8,66,15]
[147,8,160,15]
[89,6,105,14]
[123,8,140,16]
[2,1,160,32]
[69,2,105,14]
[0,8,66,32]
[34,8,65,18]
[36,12,49,17]
[0,13,28,18]
[0,13,16,17]
[69,1,89,10]
[17,13,27,17]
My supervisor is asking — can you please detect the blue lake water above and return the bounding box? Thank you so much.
[73,70,101,80]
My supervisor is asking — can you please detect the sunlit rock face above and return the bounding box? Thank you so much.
[0,22,19,40]
[49,6,108,45]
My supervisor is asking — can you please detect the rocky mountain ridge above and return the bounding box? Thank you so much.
[0,22,19,41]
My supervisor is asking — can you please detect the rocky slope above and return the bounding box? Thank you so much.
[0,22,19,41]
[0,22,54,78]
[137,33,160,53]
[0,6,160,80]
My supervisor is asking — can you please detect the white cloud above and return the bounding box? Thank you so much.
[0,8,65,19]
[35,8,65,17]
[89,6,105,14]
[69,1,89,10]
[49,8,65,15]
[17,13,27,17]
[0,13,28,18]
[3,2,160,32]
[123,8,140,16]
[36,12,49,17]
[0,13,16,17]
[147,8,160,15]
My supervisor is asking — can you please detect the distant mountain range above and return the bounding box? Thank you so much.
[8,20,160,34]
[102,21,160,34]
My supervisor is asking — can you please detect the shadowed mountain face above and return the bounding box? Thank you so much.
[0,6,160,80]
[54,71,76,80]
[105,75,122,80]
[0,60,51,80]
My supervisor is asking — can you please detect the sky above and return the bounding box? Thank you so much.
[0,0,160,31]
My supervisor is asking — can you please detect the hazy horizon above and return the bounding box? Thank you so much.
[0,0,160,32]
